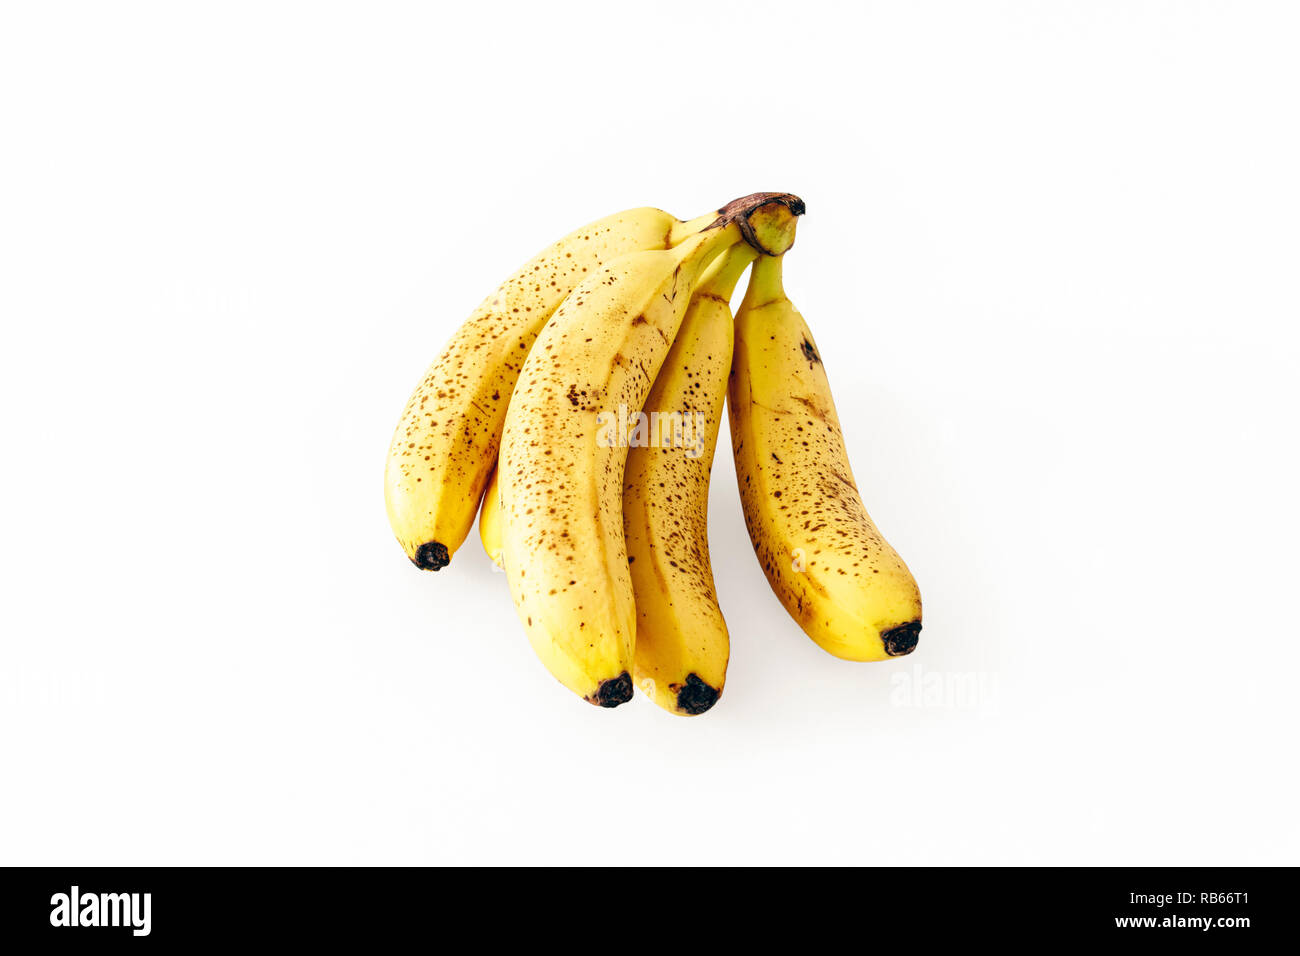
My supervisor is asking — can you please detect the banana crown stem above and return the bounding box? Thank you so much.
[715,193,803,256]
[669,192,804,253]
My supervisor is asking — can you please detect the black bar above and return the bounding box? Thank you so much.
[0,866,1288,945]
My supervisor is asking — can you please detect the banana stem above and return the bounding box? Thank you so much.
[669,210,725,244]
[671,220,744,280]
[698,244,759,300]
[739,251,787,312]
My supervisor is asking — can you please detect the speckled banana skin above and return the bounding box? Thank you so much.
[623,245,757,716]
[385,205,718,572]
[499,225,745,706]
[728,255,922,661]
[499,196,802,707]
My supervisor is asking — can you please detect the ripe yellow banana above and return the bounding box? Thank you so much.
[385,204,721,572]
[728,254,922,660]
[478,467,504,569]
[500,194,804,706]
[623,244,758,715]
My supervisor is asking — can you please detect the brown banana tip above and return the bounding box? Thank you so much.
[708,192,805,256]
[708,192,805,232]
[674,674,720,715]
[714,191,806,220]
[588,672,634,708]
[882,621,922,657]
[412,541,450,571]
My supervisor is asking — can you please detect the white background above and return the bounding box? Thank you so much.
[2,2,1297,865]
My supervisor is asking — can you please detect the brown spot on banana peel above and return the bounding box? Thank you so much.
[792,394,830,420]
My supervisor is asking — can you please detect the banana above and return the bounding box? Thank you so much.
[728,254,922,661]
[385,204,722,572]
[622,244,758,715]
[478,467,504,569]
[500,194,803,706]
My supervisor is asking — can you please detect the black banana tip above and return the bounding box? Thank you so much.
[674,674,720,715]
[588,672,634,708]
[412,541,450,571]
[882,621,922,657]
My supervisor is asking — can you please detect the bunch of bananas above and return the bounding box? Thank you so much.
[385,192,922,715]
